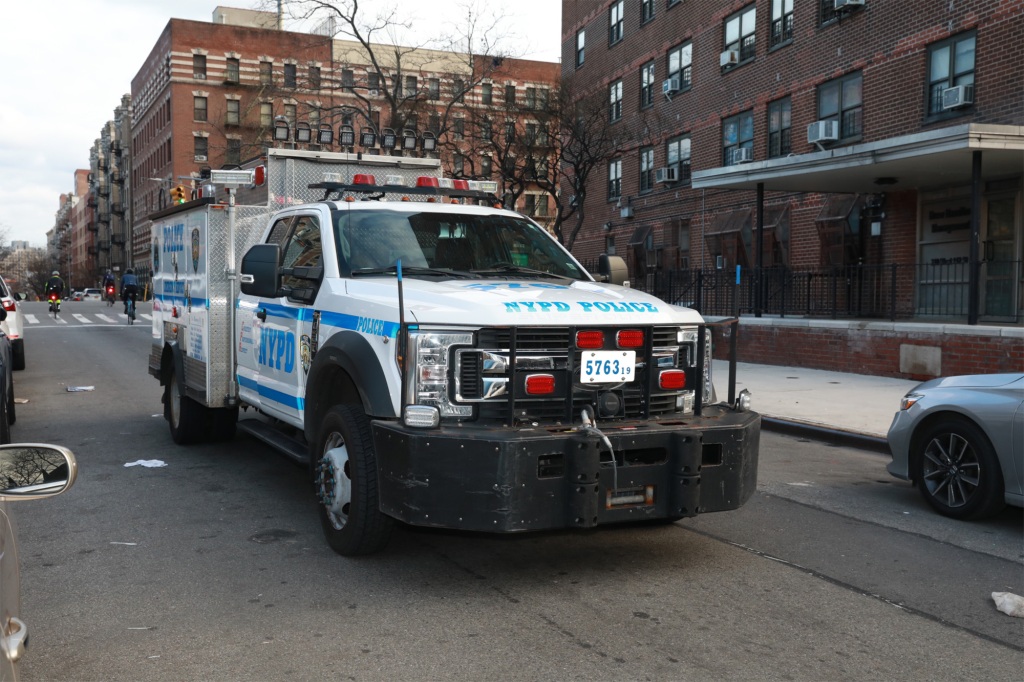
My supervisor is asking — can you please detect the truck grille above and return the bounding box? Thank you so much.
[456,325,696,425]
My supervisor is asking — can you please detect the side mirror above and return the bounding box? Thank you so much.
[0,444,77,500]
[240,243,281,298]
[598,254,628,286]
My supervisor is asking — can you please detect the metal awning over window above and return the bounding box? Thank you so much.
[706,208,751,235]
[815,194,863,266]
[628,224,653,245]
[815,193,861,222]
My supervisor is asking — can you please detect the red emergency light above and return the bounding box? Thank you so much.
[416,176,440,187]
[353,174,376,185]
[524,374,556,395]
[576,330,605,349]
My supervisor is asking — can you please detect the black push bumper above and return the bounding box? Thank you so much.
[372,406,760,533]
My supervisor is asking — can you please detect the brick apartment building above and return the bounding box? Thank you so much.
[129,6,560,288]
[561,0,1023,378]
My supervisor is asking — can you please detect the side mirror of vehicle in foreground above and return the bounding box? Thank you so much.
[0,444,78,499]
[598,254,628,286]
[240,243,282,298]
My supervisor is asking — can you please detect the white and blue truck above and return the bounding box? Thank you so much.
[148,148,759,555]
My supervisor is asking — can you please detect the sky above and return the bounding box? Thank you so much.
[0,0,562,247]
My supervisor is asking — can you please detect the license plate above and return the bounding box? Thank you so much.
[580,351,636,384]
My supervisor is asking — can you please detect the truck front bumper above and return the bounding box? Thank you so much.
[372,406,760,533]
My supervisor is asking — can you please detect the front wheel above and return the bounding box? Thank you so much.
[914,417,1005,520]
[313,405,393,556]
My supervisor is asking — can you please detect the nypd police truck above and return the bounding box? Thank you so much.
[149,148,759,556]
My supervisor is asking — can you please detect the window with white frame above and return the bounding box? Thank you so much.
[642,0,655,23]
[609,1,624,45]
[609,79,623,122]
[193,54,206,79]
[260,102,272,128]
[666,135,691,183]
[608,159,622,200]
[668,42,692,90]
[193,135,208,160]
[225,99,240,126]
[723,5,756,65]
[481,82,493,104]
[576,29,585,67]
[722,110,753,165]
[640,62,655,108]
[259,61,273,85]
[225,57,240,83]
[428,78,440,99]
[193,96,207,122]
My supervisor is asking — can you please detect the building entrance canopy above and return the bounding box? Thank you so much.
[692,124,1024,193]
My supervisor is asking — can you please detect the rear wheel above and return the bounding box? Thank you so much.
[165,371,206,445]
[11,339,24,371]
[313,405,393,556]
[914,417,1005,520]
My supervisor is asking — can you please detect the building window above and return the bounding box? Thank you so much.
[771,0,794,47]
[722,110,754,165]
[428,78,440,99]
[225,57,240,83]
[260,102,273,128]
[609,1,625,45]
[505,120,515,143]
[406,114,418,131]
[666,135,691,183]
[605,235,616,255]
[642,0,655,23]
[428,112,440,134]
[480,155,492,177]
[481,82,493,105]
[453,78,465,101]
[639,147,654,193]
[526,87,538,109]
[767,97,791,158]
[576,29,586,67]
[226,139,241,165]
[927,32,975,115]
[340,69,354,90]
[505,83,516,104]
[453,153,464,176]
[668,42,692,90]
[524,193,548,217]
[193,96,207,122]
[368,72,380,93]
[405,75,418,96]
[308,107,320,130]
[640,61,655,108]
[723,5,756,65]
[260,61,273,86]
[819,0,839,25]
[609,79,623,122]
[284,103,297,126]
[480,118,492,140]
[453,117,465,139]
[284,64,297,88]
[193,54,206,79]
[818,72,862,140]
[309,66,321,89]
[194,136,208,160]
[608,159,622,200]
[225,99,240,126]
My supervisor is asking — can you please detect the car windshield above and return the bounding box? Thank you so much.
[334,209,588,281]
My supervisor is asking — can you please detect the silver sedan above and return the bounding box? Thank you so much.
[887,373,1024,520]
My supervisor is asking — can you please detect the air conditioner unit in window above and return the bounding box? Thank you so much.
[732,147,753,164]
[193,73,206,80]
[368,89,379,96]
[834,0,865,10]
[807,119,839,144]
[720,49,740,68]
[662,77,680,96]
[942,84,975,110]
[194,155,207,162]
[655,165,679,183]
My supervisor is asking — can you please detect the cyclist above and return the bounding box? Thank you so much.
[102,269,116,302]
[121,268,139,316]
[45,270,65,303]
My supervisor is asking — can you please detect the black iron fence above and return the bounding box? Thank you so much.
[592,260,1022,322]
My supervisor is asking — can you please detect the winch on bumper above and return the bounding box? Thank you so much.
[372,405,760,532]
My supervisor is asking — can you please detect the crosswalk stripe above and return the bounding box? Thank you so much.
[141,314,152,320]
[72,314,92,324]
[96,314,116,323]
[25,315,38,324]
[55,316,67,324]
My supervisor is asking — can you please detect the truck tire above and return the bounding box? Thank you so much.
[11,340,24,371]
[165,372,206,445]
[313,404,393,556]
[208,406,238,442]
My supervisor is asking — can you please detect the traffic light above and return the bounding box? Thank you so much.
[170,185,188,204]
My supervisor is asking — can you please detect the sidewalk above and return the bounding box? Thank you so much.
[712,360,921,448]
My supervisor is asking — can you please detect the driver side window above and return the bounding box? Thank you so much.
[280,215,322,292]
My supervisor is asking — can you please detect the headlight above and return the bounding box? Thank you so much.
[900,393,924,411]
[406,330,474,419]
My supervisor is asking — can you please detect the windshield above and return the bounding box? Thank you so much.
[333,209,589,280]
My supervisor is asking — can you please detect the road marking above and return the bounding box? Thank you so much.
[72,314,92,324]
[55,316,67,324]
[25,315,38,324]
[97,314,116,323]
[141,314,153,320]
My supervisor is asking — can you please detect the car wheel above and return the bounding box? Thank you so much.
[312,404,393,556]
[914,417,1005,520]
[164,372,206,445]
[11,339,24,371]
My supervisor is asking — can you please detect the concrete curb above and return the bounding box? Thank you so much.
[762,416,890,455]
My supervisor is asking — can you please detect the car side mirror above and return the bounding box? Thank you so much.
[598,254,628,286]
[241,243,282,298]
[0,444,78,499]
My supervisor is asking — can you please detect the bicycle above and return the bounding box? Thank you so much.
[126,296,136,325]
[48,293,61,320]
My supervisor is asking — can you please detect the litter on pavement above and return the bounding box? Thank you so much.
[124,460,168,468]
[992,592,1024,618]
[66,386,95,392]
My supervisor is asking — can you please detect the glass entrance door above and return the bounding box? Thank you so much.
[981,195,1020,319]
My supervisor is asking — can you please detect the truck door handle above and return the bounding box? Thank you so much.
[256,308,267,321]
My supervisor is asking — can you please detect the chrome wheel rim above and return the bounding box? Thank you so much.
[316,431,352,530]
[921,432,980,508]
